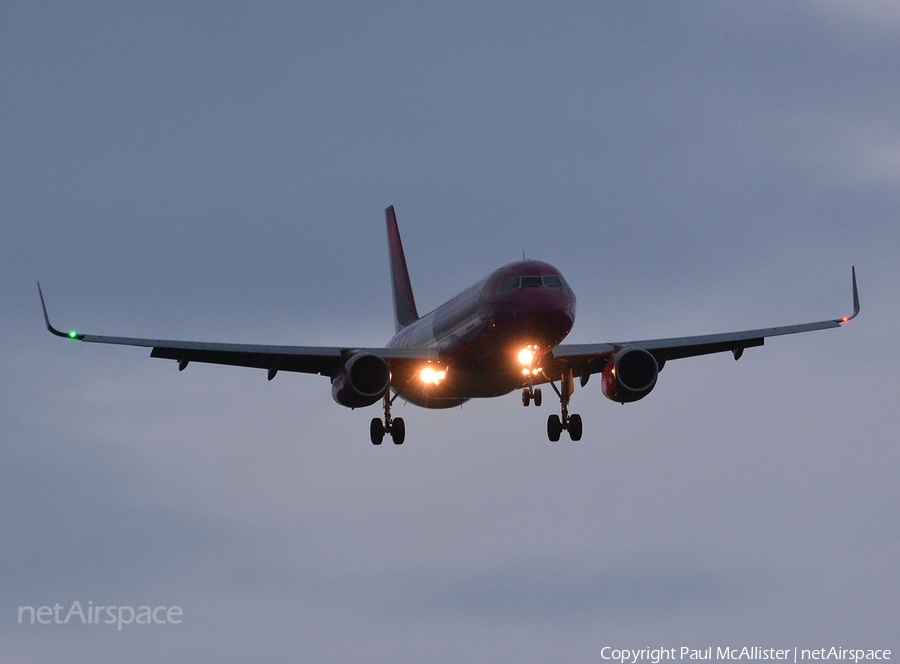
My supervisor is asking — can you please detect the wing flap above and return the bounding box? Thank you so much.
[552,319,844,378]
[146,343,343,375]
[75,334,439,377]
[145,340,437,376]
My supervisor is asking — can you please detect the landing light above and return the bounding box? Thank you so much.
[517,347,534,366]
[419,367,447,385]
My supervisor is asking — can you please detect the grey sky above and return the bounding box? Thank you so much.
[2,2,898,662]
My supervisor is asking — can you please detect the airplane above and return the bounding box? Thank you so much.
[39,206,860,445]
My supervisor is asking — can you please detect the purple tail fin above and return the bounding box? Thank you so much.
[385,206,419,331]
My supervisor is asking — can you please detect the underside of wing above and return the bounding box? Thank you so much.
[37,283,437,379]
[549,266,860,380]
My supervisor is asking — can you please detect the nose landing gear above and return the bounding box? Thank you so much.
[521,386,542,407]
[370,390,405,445]
[521,366,543,407]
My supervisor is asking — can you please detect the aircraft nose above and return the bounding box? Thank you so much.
[494,283,576,344]
[499,282,575,316]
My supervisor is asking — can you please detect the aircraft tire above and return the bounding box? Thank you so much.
[547,414,562,442]
[533,388,542,407]
[522,389,531,407]
[370,418,385,445]
[568,414,583,441]
[391,417,406,445]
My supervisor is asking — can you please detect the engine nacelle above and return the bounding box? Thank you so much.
[331,353,391,409]
[601,348,659,403]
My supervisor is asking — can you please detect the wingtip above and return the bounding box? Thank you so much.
[37,282,83,339]
[838,266,860,324]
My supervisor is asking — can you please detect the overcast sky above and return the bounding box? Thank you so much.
[2,2,898,662]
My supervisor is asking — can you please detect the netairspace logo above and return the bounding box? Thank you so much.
[17,601,182,631]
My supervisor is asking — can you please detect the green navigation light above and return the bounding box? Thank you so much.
[68,330,78,339]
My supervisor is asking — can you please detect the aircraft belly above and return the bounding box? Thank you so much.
[395,368,520,408]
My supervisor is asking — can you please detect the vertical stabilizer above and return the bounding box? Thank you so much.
[385,206,419,332]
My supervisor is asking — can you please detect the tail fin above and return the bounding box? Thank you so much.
[385,206,419,332]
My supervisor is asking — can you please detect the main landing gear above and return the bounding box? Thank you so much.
[370,390,405,445]
[543,368,582,442]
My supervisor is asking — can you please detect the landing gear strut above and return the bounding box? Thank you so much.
[370,390,405,445]
[546,368,582,442]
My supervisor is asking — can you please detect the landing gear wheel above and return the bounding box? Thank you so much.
[545,368,584,441]
[568,413,583,441]
[370,418,385,445]
[390,417,406,445]
[523,387,541,407]
[547,414,562,442]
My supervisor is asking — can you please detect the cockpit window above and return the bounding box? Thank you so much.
[502,275,565,291]
[542,275,562,287]
[502,277,521,292]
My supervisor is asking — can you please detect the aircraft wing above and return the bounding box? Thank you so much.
[37,284,437,379]
[549,267,860,379]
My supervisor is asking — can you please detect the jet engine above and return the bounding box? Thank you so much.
[331,353,391,408]
[601,348,659,403]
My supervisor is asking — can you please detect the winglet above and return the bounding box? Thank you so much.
[837,266,860,324]
[37,282,84,339]
[385,206,420,332]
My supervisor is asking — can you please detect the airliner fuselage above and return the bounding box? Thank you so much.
[387,260,576,407]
